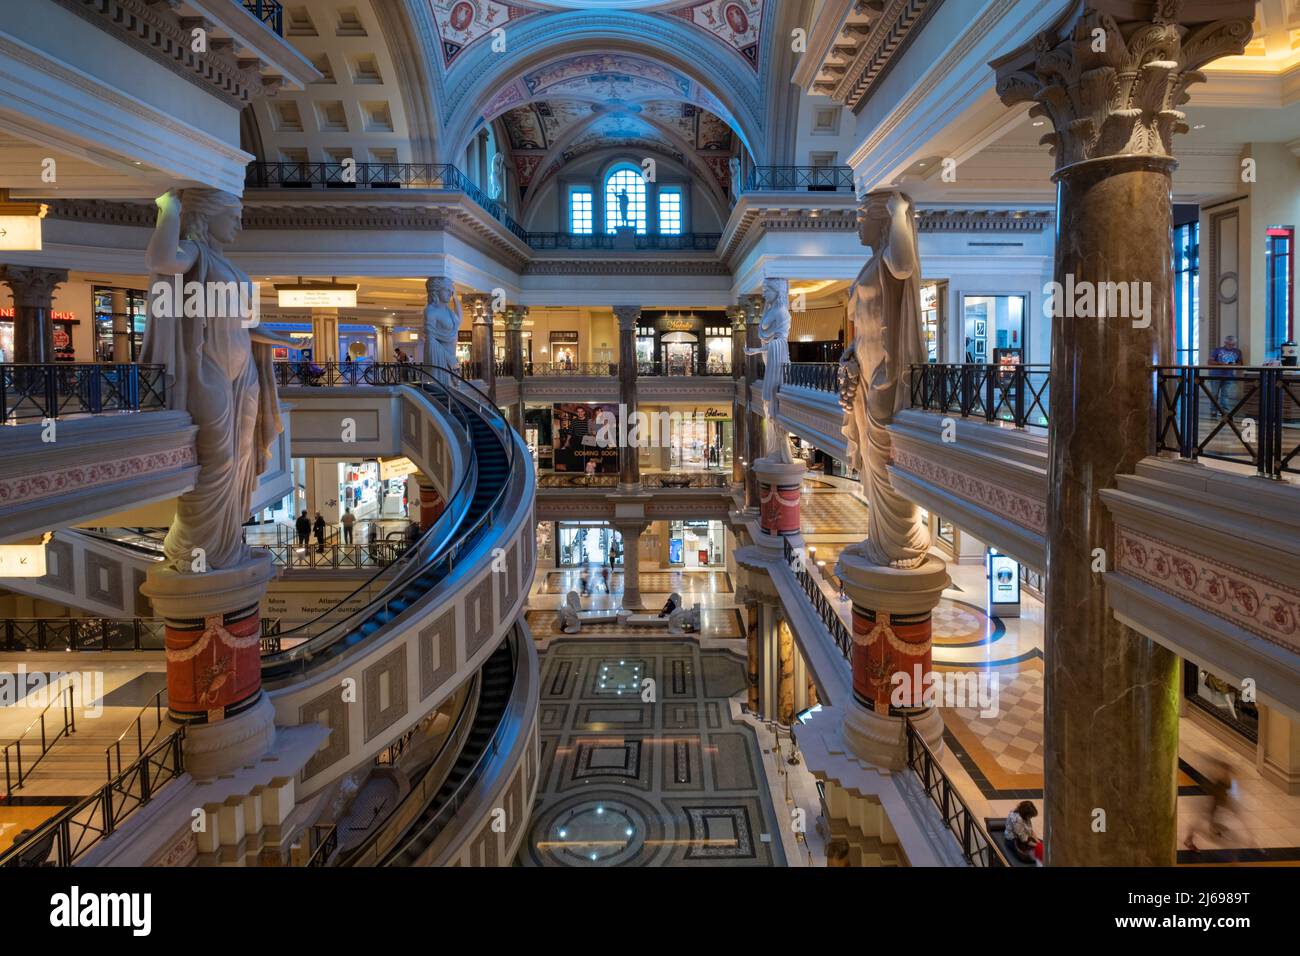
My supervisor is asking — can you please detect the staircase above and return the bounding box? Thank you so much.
[381,638,516,866]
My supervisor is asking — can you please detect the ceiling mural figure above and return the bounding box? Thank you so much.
[430,0,536,68]
[669,0,763,68]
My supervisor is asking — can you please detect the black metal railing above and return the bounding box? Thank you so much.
[783,538,852,662]
[241,0,283,34]
[1,364,167,424]
[636,360,733,378]
[267,541,410,570]
[0,729,184,867]
[525,232,722,251]
[744,166,855,193]
[783,362,841,393]
[1156,365,1300,479]
[525,362,616,377]
[105,689,167,784]
[641,472,733,489]
[244,163,529,241]
[904,718,1010,867]
[2,682,76,798]
[273,360,439,388]
[909,363,1050,429]
[1,618,166,653]
[306,823,339,867]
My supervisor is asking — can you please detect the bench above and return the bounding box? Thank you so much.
[985,818,1038,867]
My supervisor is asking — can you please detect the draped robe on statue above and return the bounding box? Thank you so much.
[143,243,283,571]
[842,196,930,568]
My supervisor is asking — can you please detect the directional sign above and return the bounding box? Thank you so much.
[0,543,48,577]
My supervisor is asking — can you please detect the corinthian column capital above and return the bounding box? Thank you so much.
[990,0,1254,171]
[613,305,641,332]
[462,293,495,324]
[0,265,68,308]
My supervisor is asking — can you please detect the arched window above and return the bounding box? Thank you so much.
[604,166,647,234]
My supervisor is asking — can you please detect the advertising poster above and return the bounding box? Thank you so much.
[552,403,619,474]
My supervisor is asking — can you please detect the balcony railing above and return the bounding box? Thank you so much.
[783,538,852,662]
[244,162,529,242]
[525,362,617,377]
[637,360,733,378]
[241,0,283,34]
[1156,366,1300,480]
[1,618,165,652]
[1,363,167,424]
[744,165,855,193]
[909,363,1050,429]
[905,718,1010,867]
[783,362,842,393]
[273,360,440,388]
[0,729,184,867]
[525,232,722,251]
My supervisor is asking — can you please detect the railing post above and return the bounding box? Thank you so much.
[1261,367,1281,479]
[1181,365,1197,462]
[984,365,996,423]
[43,366,58,419]
[1013,364,1026,427]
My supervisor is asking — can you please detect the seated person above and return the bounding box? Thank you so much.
[1004,800,1040,864]
[658,592,682,619]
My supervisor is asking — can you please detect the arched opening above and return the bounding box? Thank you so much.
[603,164,648,234]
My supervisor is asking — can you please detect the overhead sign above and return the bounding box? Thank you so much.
[275,282,358,308]
[378,456,418,480]
[0,543,47,577]
[0,214,43,251]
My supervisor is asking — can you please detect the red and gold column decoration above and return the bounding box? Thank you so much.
[848,606,933,715]
[163,602,265,723]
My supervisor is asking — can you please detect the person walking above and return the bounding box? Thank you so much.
[313,511,326,555]
[341,507,356,545]
[295,510,311,550]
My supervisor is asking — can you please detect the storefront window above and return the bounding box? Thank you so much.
[1173,221,1200,365]
[661,331,697,376]
[666,412,730,471]
[668,519,726,568]
[704,326,731,375]
[558,522,623,567]
[921,283,941,363]
[962,294,1025,364]
[1184,661,1258,742]
[93,286,148,362]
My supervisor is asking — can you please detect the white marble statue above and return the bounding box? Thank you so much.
[840,190,930,569]
[668,602,701,635]
[424,278,461,372]
[142,188,284,573]
[728,157,742,200]
[744,277,795,464]
[556,590,582,634]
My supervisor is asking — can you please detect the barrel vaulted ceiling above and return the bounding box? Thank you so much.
[250,1,791,211]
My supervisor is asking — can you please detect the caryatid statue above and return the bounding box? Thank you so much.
[142,188,284,572]
[424,277,461,372]
[840,190,930,569]
[744,277,795,465]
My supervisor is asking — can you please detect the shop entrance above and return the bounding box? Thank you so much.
[668,519,725,568]
[558,522,624,568]
[661,331,698,376]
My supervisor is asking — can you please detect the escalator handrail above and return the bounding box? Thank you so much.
[379,625,521,866]
[259,376,479,660]
[261,367,519,676]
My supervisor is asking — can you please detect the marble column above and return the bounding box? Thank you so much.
[0,265,67,364]
[462,293,495,394]
[777,618,796,727]
[506,305,527,431]
[311,310,339,364]
[741,294,764,511]
[374,324,392,364]
[417,476,443,530]
[110,288,131,362]
[743,593,761,713]
[730,304,747,487]
[615,521,647,609]
[614,305,641,489]
[992,1,1254,866]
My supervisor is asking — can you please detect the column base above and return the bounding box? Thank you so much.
[170,691,278,781]
[840,701,943,771]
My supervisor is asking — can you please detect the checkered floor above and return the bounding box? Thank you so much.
[945,667,1045,778]
[798,495,869,534]
[931,602,989,644]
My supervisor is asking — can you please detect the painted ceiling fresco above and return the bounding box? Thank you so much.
[428,1,765,74]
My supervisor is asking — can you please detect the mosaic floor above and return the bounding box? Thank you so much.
[522,640,786,867]
[541,569,733,596]
[797,494,869,535]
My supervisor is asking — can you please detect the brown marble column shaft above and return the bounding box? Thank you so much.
[742,294,763,510]
[730,305,747,487]
[0,266,68,364]
[506,305,526,431]
[745,598,760,713]
[992,2,1254,866]
[461,293,495,393]
[777,618,795,726]
[614,305,641,488]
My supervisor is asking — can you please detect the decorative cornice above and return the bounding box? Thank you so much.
[53,0,281,105]
[991,1,1254,170]
[44,199,155,227]
[918,210,1054,233]
[522,259,730,276]
[892,446,1046,534]
[832,0,944,111]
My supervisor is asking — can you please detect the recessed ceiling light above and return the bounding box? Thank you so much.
[1032,121,1045,127]
[1192,124,1206,130]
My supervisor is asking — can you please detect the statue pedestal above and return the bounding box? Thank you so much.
[836,550,949,770]
[752,456,804,544]
[142,552,277,779]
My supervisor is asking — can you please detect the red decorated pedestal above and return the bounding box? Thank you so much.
[753,457,805,538]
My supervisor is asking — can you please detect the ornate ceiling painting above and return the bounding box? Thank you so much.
[429,0,538,68]
[667,0,763,69]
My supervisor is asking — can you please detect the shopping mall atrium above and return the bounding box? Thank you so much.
[0,0,1298,891]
